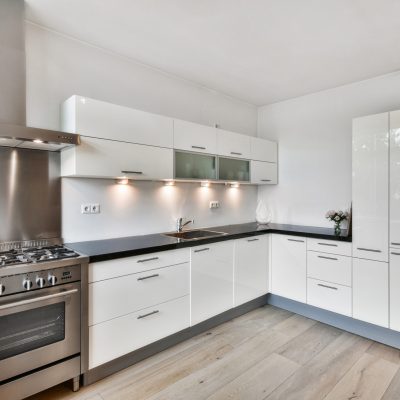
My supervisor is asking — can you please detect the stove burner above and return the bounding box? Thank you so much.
[0,245,79,267]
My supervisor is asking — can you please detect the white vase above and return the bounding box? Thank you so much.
[256,200,272,224]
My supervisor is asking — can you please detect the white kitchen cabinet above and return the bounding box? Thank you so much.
[390,110,400,249]
[89,262,190,326]
[173,119,217,154]
[191,241,234,325]
[307,278,352,316]
[390,251,400,331]
[61,95,173,148]
[352,113,389,262]
[250,160,277,184]
[216,129,251,159]
[353,258,388,327]
[271,234,307,302]
[250,137,277,163]
[307,238,352,256]
[234,235,269,306]
[89,295,189,369]
[61,136,173,180]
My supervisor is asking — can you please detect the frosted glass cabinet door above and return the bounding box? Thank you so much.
[219,157,250,182]
[390,110,400,248]
[174,151,217,180]
[352,113,389,262]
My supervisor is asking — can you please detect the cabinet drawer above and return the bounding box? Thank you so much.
[307,252,351,286]
[89,295,190,369]
[173,119,217,154]
[307,278,352,316]
[307,238,351,256]
[89,262,189,325]
[89,248,190,282]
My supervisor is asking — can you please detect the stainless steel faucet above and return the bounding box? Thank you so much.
[176,217,194,232]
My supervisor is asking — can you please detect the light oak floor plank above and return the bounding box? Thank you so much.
[28,306,400,400]
[324,353,399,400]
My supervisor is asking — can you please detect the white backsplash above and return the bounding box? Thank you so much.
[62,178,257,243]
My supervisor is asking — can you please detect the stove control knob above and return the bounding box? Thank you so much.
[48,275,57,285]
[0,284,4,295]
[36,277,45,288]
[23,279,33,290]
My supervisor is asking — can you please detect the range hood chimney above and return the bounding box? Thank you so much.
[0,0,79,151]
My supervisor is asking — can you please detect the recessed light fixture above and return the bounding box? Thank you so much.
[164,180,175,186]
[200,181,210,188]
[116,178,129,185]
[229,182,240,188]
[33,139,43,144]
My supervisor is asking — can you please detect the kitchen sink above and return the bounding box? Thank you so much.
[163,229,227,241]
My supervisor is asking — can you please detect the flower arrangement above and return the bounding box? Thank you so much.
[325,210,349,235]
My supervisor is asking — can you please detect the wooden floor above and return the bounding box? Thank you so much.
[29,305,400,400]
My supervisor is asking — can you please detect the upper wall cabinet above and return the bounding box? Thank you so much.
[390,110,400,248]
[61,96,173,148]
[61,136,173,180]
[251,137,277,163]
[352,113,389,262]
[173,119,217,154]
[216,129,251,159]
[251,161,277,184]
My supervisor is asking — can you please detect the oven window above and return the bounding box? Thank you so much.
[0,303,65,361]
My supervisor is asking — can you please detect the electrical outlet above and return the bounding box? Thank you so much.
[81,204,91,214]
[91,203,100,214]
[209,201,220,209]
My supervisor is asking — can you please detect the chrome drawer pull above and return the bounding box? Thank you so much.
[317,243,338,247]
[137,310,159,320]
[137,274,159,281]
[317,283,338,291]
[194,248,210,253]
[287,238,304,243]
[247,238,259,242]
[318,255,338,261]
[392,242,400,246]
[191,145,206,150]
[121,170,143,175]
[261,179,271,182]
[357,247,381,253]
[137,257,159,263]
[391,252,400,256]
[230,152,242,156]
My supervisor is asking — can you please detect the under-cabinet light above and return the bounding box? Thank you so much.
[116,177,129,185]
[200,181,210,188]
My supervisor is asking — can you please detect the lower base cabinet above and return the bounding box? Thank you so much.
[191,241,234,325]
[390,251,400,331]
[353,258,389,327]
[89,295,190,369]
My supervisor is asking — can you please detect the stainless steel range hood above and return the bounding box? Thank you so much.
[0,0,80,151]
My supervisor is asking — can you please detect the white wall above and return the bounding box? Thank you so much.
[258,72,400,228]
[62,179,257,242]
[25,23,258,242]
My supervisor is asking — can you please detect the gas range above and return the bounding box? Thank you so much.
[0,245,80,267]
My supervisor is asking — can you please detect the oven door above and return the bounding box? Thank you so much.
[0,282,80,382]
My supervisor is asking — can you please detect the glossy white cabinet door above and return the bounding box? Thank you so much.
[173,119,217,154]
[353,258,388,327]
[234,235,269,306]
[390,111,400,248]
[216,129,251,159]
[390,251,400,331]
[61,95,173,148]
[191,241,234,325]
[352,113,389,262]
[251,160,277,184]
[61,136,173,179]
[271,234,307,302]
[250,137,277,163]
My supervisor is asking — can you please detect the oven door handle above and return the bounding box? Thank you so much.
[0,288,79,310]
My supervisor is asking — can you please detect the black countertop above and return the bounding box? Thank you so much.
[66,222,351,263]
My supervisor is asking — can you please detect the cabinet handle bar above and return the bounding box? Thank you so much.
[194,248,210,253]
[357,247,381,253]
[137,257,159,263]
[247,238,259,242]
[317,283,338,290]
[121,170,143,175]
[391,252,400,256]
[261,179,271,182]
[191,145,206,150]
[317,243,338,247]
[288,238,304,243]
[391,242,400,246]
[317,255,338,261]
[137,274,160,281]
[230,152,242,156]
[137,310,159,319]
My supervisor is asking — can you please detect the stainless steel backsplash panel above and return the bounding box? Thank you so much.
[0,147,61,243]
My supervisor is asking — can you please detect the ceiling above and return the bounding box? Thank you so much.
[25,0,400,106]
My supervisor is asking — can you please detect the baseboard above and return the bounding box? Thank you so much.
[82,295,268,385]
[267,293,400,349]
